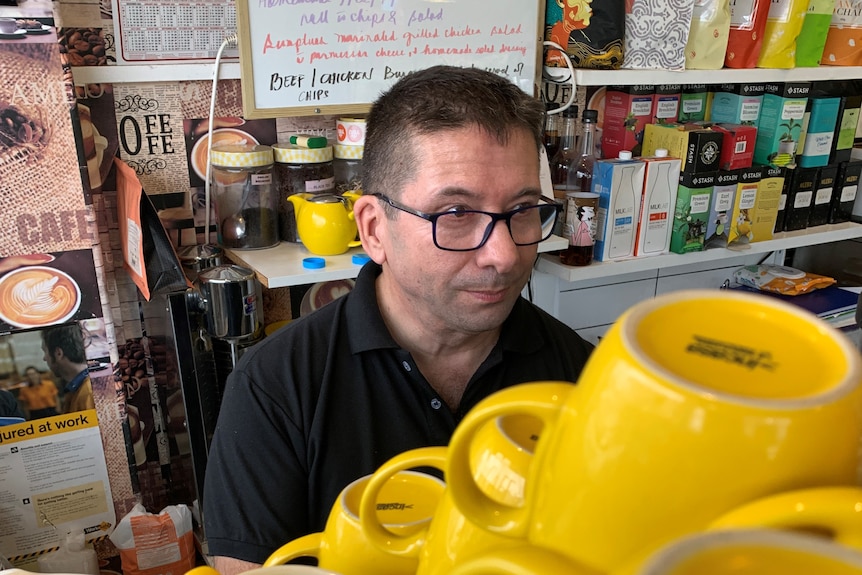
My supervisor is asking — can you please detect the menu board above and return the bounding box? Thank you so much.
[236,0,543,118]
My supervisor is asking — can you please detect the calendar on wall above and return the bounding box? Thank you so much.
[112,0,239,63]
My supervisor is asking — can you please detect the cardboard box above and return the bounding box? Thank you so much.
[831,95,862,164]
[642,124,723,174]
[602,85,655,158]
[634,154,682,256]
[593,157,646,261]
[829,160,862,223]
[704,169,739,249]
[753,82,811,167]
[751,165,784,242]
[679,84,709,122]
[711,123,757,170]
[798,97,841,168]
[784,166,819,231]
[808,165,838,227]
[728,167,762,247]
[709,83,766,125]
[774,169,792,233]
[671,171,715,254]
[651,84,682,125]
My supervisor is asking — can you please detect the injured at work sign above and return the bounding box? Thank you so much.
[0,409,115,561]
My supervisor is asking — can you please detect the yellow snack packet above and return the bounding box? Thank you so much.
[733,264,836,295]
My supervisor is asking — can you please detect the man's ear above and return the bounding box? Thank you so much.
[354,195,387,265]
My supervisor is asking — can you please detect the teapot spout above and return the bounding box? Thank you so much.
[287,193,308,213]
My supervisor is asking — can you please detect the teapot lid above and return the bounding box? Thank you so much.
[198,264,255,284]
[307,194,347,204]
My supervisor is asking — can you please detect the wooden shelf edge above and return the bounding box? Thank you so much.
[536,222,862,284]
[71,61,241,84]
[571,66,862,86]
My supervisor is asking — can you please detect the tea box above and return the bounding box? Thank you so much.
[710,123,758,170]
[634,153,682,256]
[774,168,793,233]
[752,165,785,241]
[642,124,724,174]
[679,84,709,122]
[797,97,841,168]
[651,85,682,125]
[709,83,766,125]
[728,167,763,246]
[594,156,646,261]
[784,166,819,230]
[704,169,739,249]
[808,164,838,226]
[830,94,862,164]
[603,85,655,158]
[829,160,862,223]
[753,82,811,167]
[671,171,715,253]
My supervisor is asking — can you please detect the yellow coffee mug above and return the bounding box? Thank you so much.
[264,470,444,575]
[707,486,862,549]
[446,289,862,573]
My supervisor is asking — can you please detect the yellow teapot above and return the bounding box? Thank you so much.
[288,191,362,256]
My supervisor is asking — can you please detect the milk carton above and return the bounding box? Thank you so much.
[593,154,646,261]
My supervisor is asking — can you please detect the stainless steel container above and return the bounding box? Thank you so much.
[178,243,223,282]
[196,264,263,341]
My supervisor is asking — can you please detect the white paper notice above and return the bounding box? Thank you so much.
[0,409,116,562]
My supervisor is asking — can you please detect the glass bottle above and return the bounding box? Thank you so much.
[569,108,598,194]
[543,102,561,161]
[549,104,579,237]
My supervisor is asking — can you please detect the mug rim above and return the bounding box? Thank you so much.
[638,527,862,574]
[340,469,445,527]
[621,289,862,410]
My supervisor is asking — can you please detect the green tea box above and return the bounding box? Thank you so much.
[709,83,766,125]
[830,95,862,164]
[679,84,709,122]
[808,164,838,226]
[752,166,785,241]
[754,82,811,167]
[728,167,763,246]
[704,169,739,249]
[784,166,819,231]
[829,161,862,223]
[671,171,715,254]
[797,96,841,168]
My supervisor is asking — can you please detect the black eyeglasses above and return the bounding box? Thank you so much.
[372,193,561,252]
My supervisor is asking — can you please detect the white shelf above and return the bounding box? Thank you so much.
[226,235,568,289]
[536,221,862,284]
[571,66,862,86]
[71,62,241,84]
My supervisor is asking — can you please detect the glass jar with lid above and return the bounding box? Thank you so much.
[273,142,335,243]
[333,144,364,194]
[210,143,279,250]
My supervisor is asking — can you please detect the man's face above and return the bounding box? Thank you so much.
[41,341,56,374]
[25,369,40,384]
[376,125,543,337]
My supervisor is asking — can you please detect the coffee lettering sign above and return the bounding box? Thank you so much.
[236,0,540,118]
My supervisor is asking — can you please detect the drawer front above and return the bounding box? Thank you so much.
[558,279,657,330]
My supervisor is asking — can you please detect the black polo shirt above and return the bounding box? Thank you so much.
[203,262,593,564]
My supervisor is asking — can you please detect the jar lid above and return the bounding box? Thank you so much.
[334,144,364,160]
[210,144,274,168]
[273,143,334,164]
[198,264,255,284]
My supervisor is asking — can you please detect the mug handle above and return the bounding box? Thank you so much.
[263,533,323,566]
[445,382,573,538]
[708,486,862,550]
[358,446,448,558]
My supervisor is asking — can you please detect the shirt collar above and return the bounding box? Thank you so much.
[64,369,89,394]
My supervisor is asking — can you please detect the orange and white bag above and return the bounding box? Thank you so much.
[109,504,195,575]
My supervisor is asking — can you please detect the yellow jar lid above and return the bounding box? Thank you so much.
[273,143,334,164]
[334,144,364,160]
[210,144,274,168]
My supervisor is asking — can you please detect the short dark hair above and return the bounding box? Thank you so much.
[362,65,545,202]
[41,323,86,364]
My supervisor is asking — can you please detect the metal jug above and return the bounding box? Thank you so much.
[194,264,263,341]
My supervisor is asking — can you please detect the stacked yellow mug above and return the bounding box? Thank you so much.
[253,288,862,575]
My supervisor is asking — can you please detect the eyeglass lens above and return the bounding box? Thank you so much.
[434,204,557,250]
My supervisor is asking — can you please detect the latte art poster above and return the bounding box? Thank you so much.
[0,249,101,332]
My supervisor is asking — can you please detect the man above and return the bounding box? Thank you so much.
[41,323,94,414]
[18,366,59,419]
[0,387,25,420]
[203,65,594,574]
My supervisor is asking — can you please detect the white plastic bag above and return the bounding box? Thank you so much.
[109,504,194,575]
[36,531,99,575]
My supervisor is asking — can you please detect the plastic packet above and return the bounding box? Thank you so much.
[733,264,836,295]
[109,503,194,575]
[37,530,99,575]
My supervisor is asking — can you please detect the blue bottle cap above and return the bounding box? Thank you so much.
[302,257,326,269]
[351,253,371,265]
